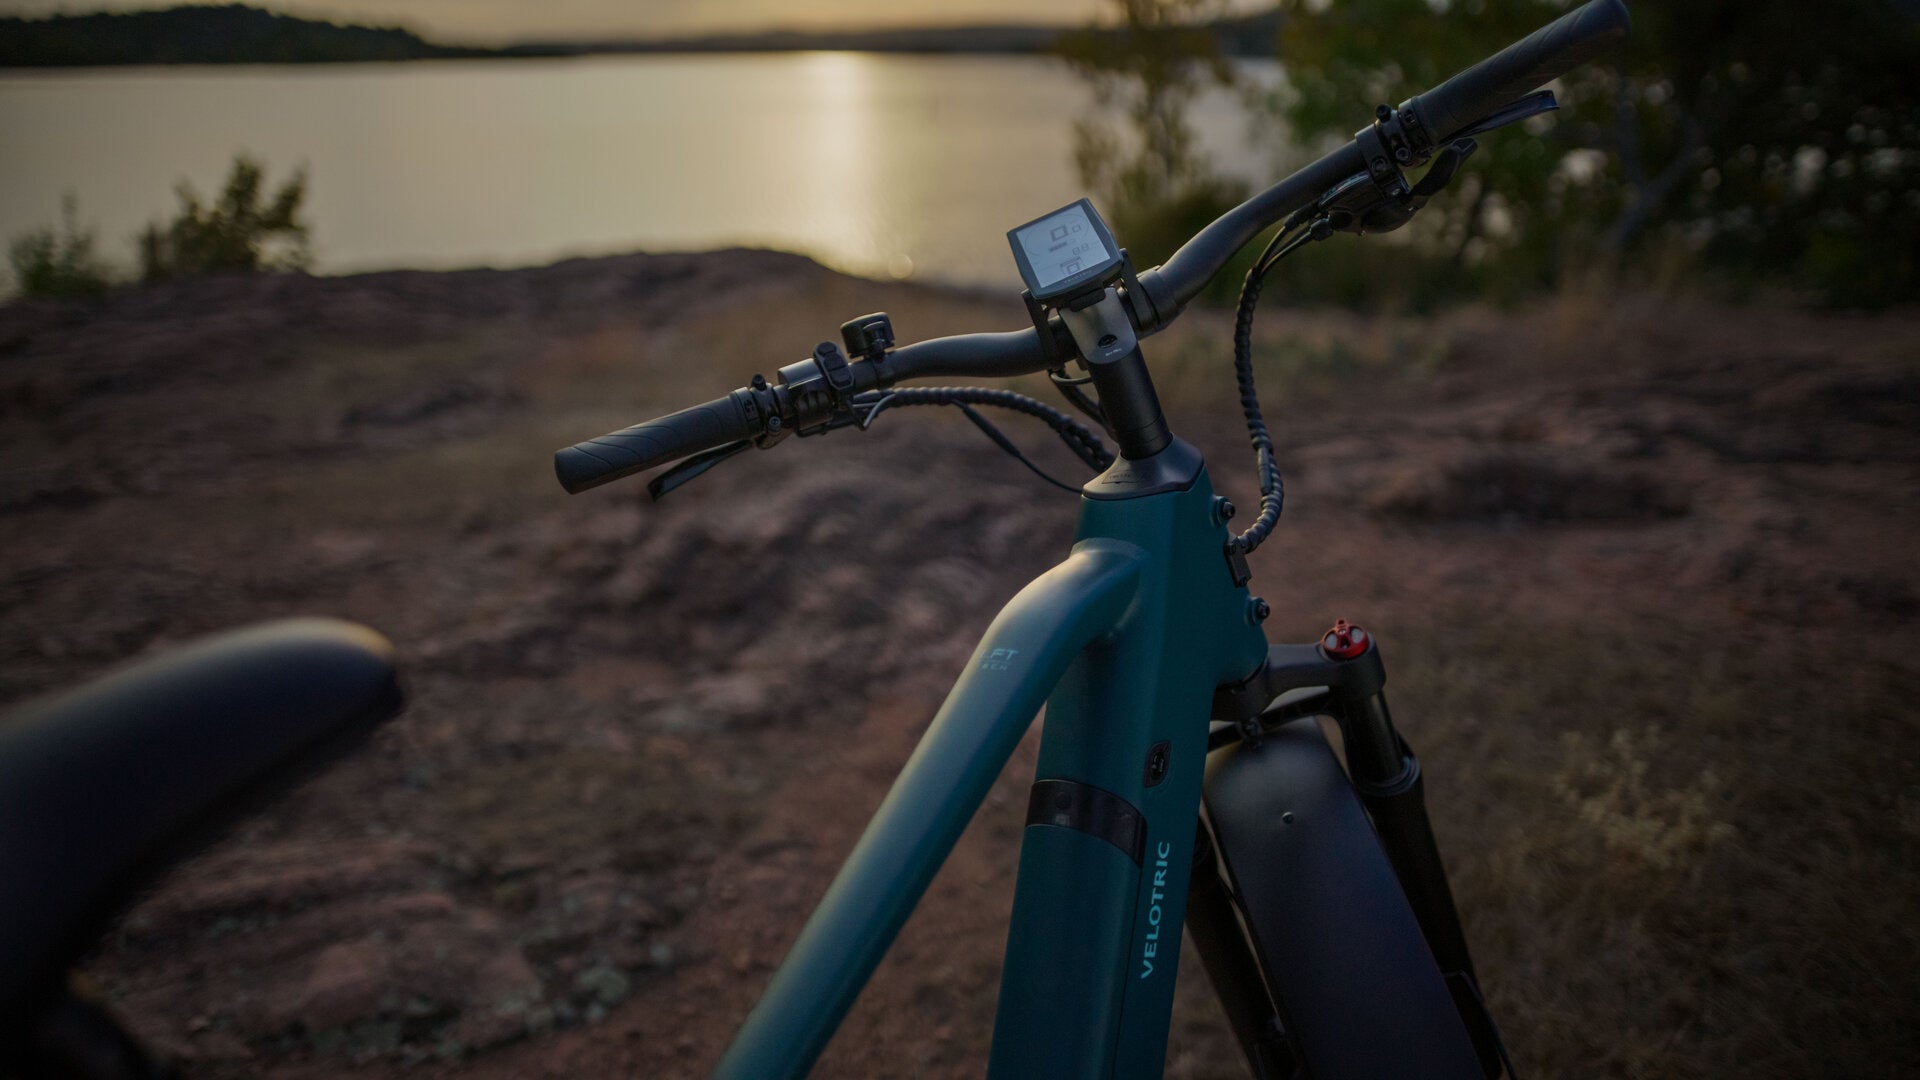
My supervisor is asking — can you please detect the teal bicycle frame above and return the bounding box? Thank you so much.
[669,5,1642,1066]
[716,440,1268,1077]
[0,13,1632,1073]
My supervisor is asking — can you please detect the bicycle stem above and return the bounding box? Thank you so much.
[1061,289,1170,460]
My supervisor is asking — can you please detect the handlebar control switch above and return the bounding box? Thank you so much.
[775,341,860,436]
[814,341,854,395]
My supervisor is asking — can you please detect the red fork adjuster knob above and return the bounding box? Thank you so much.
[1322,619,1370,660]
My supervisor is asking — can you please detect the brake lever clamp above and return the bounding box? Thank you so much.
[1304,104,1423,236]
[740,373,788,449]
[1300,135,1479,237]
[1361,102,1431,177]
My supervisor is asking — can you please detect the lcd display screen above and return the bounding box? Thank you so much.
[1012,204,1115,290]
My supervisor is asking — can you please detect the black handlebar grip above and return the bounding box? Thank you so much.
[1404,0,1630,145]
[554,391,754,493]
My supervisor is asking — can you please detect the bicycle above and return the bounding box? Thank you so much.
[1,2,1631,1077]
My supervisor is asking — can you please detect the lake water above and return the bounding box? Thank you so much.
[0,53,1284,291]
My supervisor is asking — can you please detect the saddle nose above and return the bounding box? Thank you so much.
[0,618,403,1025]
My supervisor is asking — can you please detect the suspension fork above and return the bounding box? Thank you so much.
[1184,822,1293,1079]
[1210,625,1506,1077]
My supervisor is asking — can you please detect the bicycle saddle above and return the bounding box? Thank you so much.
[0,618,403,1042]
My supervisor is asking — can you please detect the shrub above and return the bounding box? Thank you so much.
[139,154,311,282]
[7,192,114,299]
[1265,0,1920,309]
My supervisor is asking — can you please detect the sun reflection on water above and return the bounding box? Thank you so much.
[0,54,1275,287]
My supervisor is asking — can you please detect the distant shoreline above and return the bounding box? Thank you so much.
[0,3,1282,68]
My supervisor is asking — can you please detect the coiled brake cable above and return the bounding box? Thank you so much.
[1225,219,1328,555]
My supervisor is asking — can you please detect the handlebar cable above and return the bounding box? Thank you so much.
[854,386,1116,492]
[555,3,1629,500]
[951,402,1085,495]
[1046,372,1108,435]
[1227,218,1330,556]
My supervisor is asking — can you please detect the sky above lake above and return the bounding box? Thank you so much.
[0,0,1128,42]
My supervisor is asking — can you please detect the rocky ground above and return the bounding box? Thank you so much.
[2,252,1916,1078]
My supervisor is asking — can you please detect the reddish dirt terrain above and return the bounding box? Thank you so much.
[2,253,1916,1078]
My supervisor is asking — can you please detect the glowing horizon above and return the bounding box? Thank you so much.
[0,0,1145,45]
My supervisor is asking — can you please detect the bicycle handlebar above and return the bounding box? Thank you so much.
[1151,143,1368,307]
[1403,0,1630,147]
[1160,0,1629,303]
[885,330,1053,381]
[555,392,756,493]
[555,0,1629,494]
[553,330,1058,493]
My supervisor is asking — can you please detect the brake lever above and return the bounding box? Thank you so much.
[1452,89,1558,139]
[1286,133,1481,238]
[647,439,752,501]
[1409,138,1478,201]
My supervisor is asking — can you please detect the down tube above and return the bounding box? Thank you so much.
[712,540,1143,1080]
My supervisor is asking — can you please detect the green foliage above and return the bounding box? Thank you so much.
[1059,0,1549,310]
[7,192,114,299]
[1253,231,1504,311]
[139,155,311,282]
[1065,0,1920,308]
[1267,0,1920,308]
[1057,1,1253,302]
